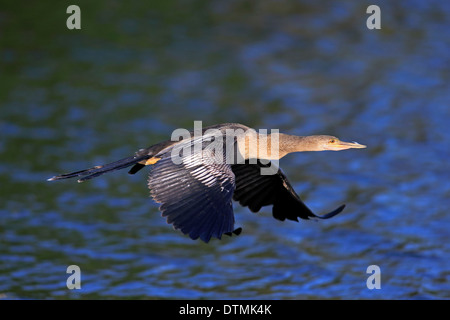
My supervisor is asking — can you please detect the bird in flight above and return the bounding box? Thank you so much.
[48,123,366,242]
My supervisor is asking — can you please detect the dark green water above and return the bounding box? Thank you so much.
[1,1,449,299]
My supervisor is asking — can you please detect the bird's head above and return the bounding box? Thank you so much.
[315,135,367,151]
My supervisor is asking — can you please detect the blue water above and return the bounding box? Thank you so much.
[0,1,449,299]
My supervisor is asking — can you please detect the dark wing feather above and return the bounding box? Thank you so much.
[147,138,236,242]
[231,160,345,221]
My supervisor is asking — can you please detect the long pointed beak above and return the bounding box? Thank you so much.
[334,140,367,150]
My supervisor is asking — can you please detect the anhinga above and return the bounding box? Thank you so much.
[48,123,366,242]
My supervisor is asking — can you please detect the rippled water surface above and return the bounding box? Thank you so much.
[1,1,449,299]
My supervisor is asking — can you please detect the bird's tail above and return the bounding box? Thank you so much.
[47,154,151,183]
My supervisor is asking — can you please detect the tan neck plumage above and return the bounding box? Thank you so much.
[236,132,319,160]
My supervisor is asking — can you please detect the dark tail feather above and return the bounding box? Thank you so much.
[47,154,150,183]
[128,163,146,175]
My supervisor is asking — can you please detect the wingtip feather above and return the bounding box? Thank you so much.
[317,204,346,219]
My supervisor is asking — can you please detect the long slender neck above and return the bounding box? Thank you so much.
[237,132,321,160]
[278,134,322,154]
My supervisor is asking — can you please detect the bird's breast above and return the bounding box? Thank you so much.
[236,132,283,160]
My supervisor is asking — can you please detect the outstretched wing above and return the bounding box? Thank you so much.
[231,160,345,221]
[147,137,237,243]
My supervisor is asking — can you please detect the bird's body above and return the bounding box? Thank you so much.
[48,123,366,242]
